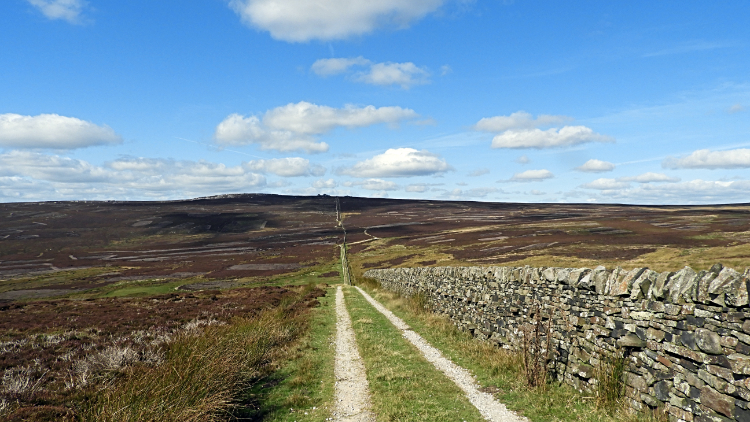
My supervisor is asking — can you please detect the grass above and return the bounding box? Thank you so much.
[82,283,322,422]
[353,278,662,422]
[235,286,337,421]
[343,285,485,421]
[102,280,186,297]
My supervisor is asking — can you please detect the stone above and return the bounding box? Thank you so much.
[698,269,721,304]
[626,372,648,392]
[647,328,666,341]
[651,271,675,300]
[728,354,750,375]
[578,271,594,290]
[631,269,657,301]
[605,266,626,296]
[666,266,698,304]
[654,380,671,401]
[631,311,653,321]
[696,328,724,355]
[700,386,735,418]
[641,393,662,407]
[744,319,750,334]
[619,333,646,348]
[568,268,589,287]
[708,267,749,308]
[681,331,698,350]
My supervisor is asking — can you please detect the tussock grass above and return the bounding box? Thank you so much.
[240,286,337,421]
[595,349,626,412]
[83,285,319,422]
[354,278,664,422]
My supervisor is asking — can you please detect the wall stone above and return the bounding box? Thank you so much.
[364,264,750,422]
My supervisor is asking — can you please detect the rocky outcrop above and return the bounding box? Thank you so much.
[365,264,750,422]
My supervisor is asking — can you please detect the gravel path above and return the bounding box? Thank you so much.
[354,286,527,422]
[333,286,375,422]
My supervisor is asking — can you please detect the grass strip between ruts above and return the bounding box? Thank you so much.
[343,285,486,422]
[355,282,656,422]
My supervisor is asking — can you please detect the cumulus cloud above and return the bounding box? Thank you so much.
[474,111,570,132]
[312,57,430,88]
[311,57,371,76]
[579,179,750,205]
[468,168,489,177]
[620,172,680,183]
[509,169,554,182]
[663,148,750,169]
[405,183,428,192]
[354,62,429,89]
[515,155,530,164]
[581,172,680,190]
[228,0,444,42]
[27,0,86,24]
[0,114,122,149]
[491,126,613,149]
[474,111,612,150]
[440,187,498,200]
[339,148,452,178]
[575,159,615,173]
[243,157,326,177]
[214,101,418,153]
[312,178,337,189]
[580,178,632,190]
[0,152,267,201]
[357,178,399,191]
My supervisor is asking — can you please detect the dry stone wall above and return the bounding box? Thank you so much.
[364,264,750,422]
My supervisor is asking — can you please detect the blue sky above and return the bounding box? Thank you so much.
[1,0,749,204]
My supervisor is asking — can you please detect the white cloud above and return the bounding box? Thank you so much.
[405,183,428,192]
[578,179,750,205]
[728,104,745,114]
[663,148,750,169]
[359,179,399,191]
[575,159,615,173]
[491,126,613,149]
[354,62,430,89]
[515,155,530,164]
[0,152,267,201]
[214,101,418,153]
[441,187,498,199]
[529,190,546,195]
[311,57,370,76]
[340,148,452,178]
[312,58,430,88]
[0,114,122,149]
[510,169,554,182]
[468,168,489,177]
[228,0,444,42]
[27,0,86,24]
[620,172,680,183]
[580,172,680,191]
[312,178,337,189]
[474,111,570,132]
[580,178,631,190]
[440,65,452,76]
[214,113,328,153]
[243,157,326,177]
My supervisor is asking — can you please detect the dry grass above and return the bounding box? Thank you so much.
[84,297,309,422]
[594,349,626,412]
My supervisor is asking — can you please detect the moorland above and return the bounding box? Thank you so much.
[1,194,749,420]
